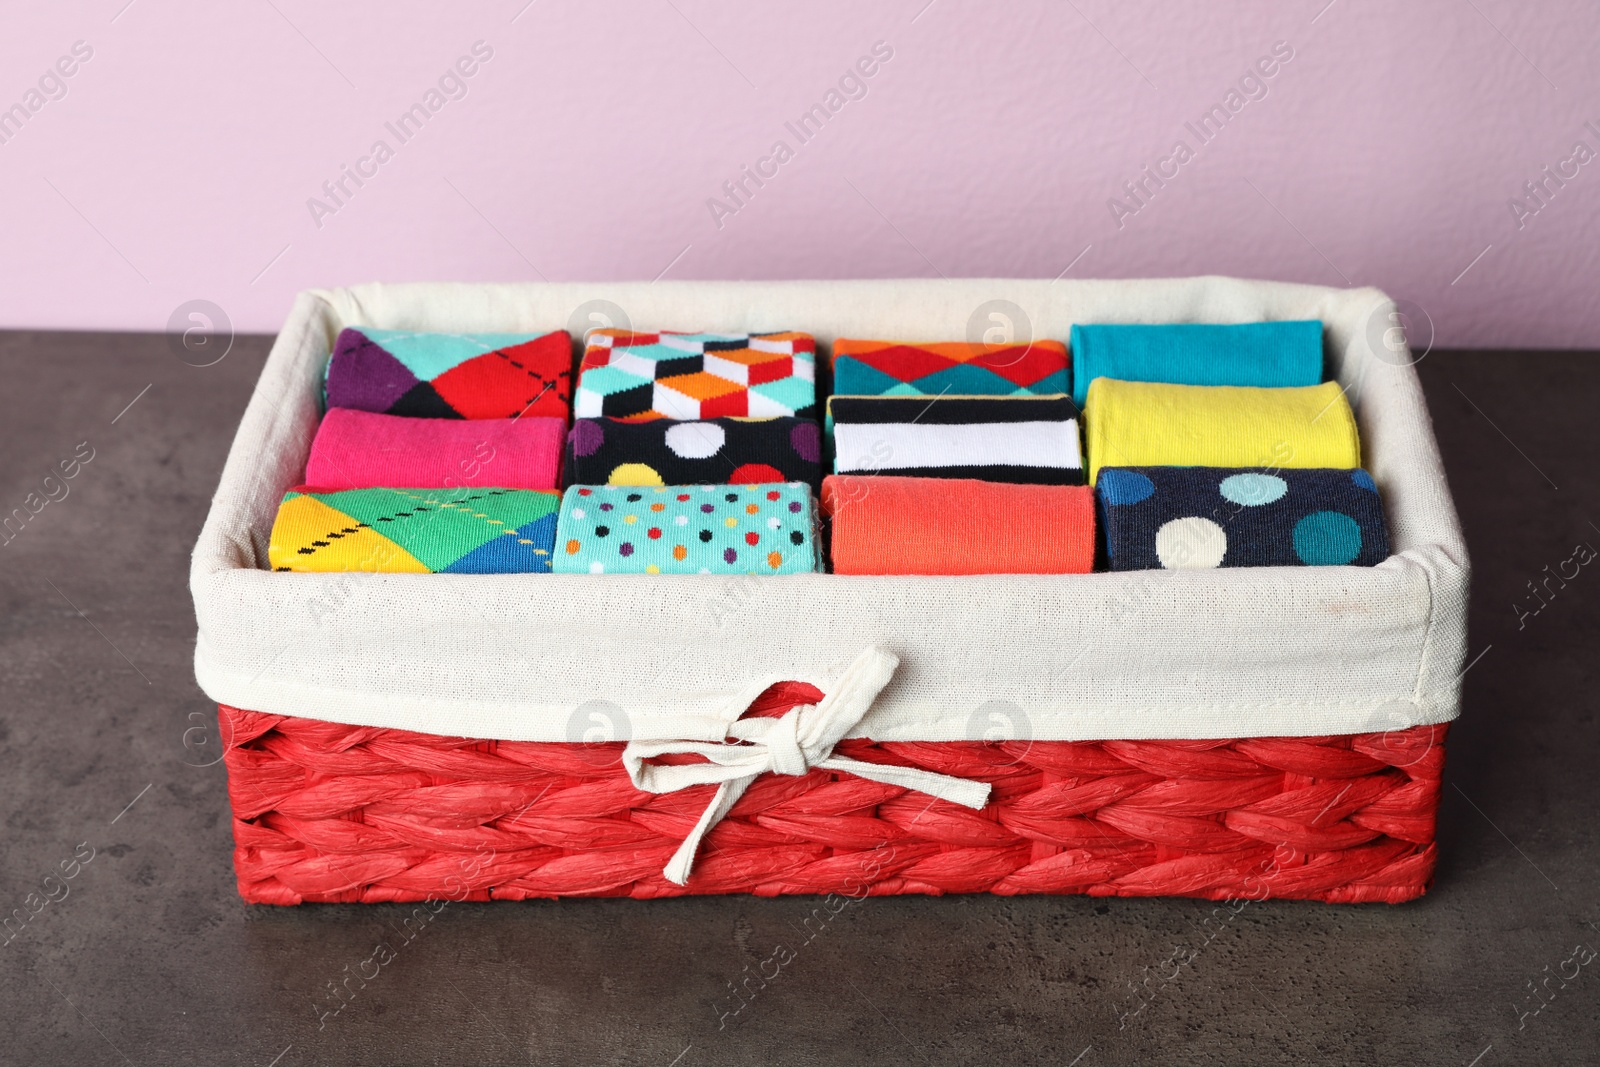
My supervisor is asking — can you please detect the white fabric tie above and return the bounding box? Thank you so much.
[621,647,992,885]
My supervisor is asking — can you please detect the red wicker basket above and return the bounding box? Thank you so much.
[221,681,1445,905]
[199,278,1468,906]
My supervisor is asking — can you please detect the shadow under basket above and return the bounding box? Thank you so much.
[221,682,1446,905]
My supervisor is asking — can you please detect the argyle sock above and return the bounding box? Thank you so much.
[564,416,822,491]
[553,483,820,575]
[268,486,560,573]
[574,330,816,420]
[821,475,1095,575]
[306,409,565,490]
[829,395,1083,484]
[1097,467,1390,569]
[325,327,573,420]
[1084,379,1360,484]
[1070,320,1324,406]
[831,338,1070,398]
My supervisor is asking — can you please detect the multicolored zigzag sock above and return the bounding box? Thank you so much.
[832,338,1070,398]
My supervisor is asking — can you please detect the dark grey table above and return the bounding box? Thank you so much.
[0,331,1594,1066]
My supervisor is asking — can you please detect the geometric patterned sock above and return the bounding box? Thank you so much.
[575,330,816,420]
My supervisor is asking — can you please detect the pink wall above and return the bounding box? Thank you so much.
[2,1,1597,347]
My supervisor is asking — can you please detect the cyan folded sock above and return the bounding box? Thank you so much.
[564,417,822,491]
[1070,320,1324,407]
[325,327,573,420]
[1097,466,1390,570]
[829,395,1083,484]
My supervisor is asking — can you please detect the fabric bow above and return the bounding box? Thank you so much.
[622,646,992,885]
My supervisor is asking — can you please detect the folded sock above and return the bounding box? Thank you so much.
[564,417,822,491]
[268,487,560,573]
[306,408,564,490]
[822,475,1095,575]
[1084,379,1359,484]
[1070,321,1323,406]
[831,338,1070,398]
[1098,467,1390,569]
[829,395,1084,484]
[553,483,820,575]
[575,330,816,420]
[325,327,573,421]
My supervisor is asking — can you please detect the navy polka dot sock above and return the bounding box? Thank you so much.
[1096,466,1390,570]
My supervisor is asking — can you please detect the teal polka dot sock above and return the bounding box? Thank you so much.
[552,483,821,574]
[1096,466,1389,570]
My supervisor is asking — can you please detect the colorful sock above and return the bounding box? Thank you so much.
[306,409,564,490]
[553,483,820,575]
[268,486,559,573]
[575,330,816,420]
[829,395,1083,484]
[822,475,1095,575]
[564,417,822,491]
[1070,320,1323,406]
[831,338,1070,397]
[1098,467,1390,569]
[325,327,572,421]
[1084,379,1359,484]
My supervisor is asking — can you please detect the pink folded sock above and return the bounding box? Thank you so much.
[305,409,565,490]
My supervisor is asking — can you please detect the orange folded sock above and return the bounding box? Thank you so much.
[822,475,1095,575]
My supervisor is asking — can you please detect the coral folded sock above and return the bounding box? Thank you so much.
[305,408,565,490]
[325,327,573,420]
[1084,379,1360,484]
[1070,320,1324,406]
[822,475,1095,575]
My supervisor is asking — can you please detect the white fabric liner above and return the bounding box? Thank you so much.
[190,277,1469,744]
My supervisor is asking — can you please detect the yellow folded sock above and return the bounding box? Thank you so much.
[1085,379,1359,484]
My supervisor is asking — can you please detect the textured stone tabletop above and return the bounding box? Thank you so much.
[0,331,1594,1065]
